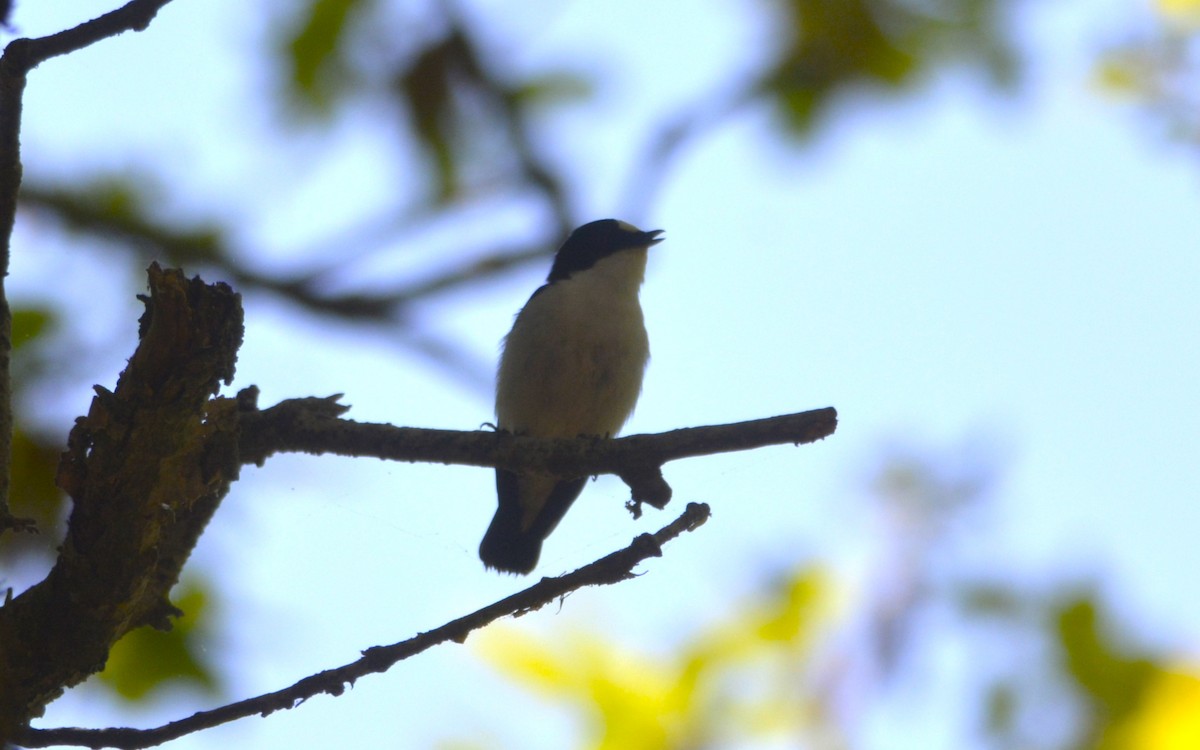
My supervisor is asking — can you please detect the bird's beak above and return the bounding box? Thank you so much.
[644,229,665,245]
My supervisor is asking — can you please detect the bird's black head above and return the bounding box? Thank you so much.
[547,219,664,283]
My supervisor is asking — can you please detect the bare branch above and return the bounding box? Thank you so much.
[0,261,826,744]
[240,395,836,472]
[16,502,712,750]
[2,0,176,73]
[237,392,837,507]
[0,0,178,530]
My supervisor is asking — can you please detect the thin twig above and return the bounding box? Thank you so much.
[17,502,712,750]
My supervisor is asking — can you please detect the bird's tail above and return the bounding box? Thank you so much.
[480,470,587,574]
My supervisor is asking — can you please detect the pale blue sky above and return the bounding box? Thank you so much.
[11,1,1200,748]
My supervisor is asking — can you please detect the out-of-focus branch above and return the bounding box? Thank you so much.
[18,184,545,387]
[432,8,574,238]
[17,502,711,750]
[20,185,550,318]
[19,186,394,321]
[20,182,519,400]
[620,92,749,224]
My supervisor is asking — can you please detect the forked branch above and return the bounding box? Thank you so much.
[0,263,834,745]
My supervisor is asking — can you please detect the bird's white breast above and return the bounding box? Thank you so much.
[496,249,650,439]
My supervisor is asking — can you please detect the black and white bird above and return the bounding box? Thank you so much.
[480,219,663,574]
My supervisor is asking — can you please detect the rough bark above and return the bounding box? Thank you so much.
[0,264,242,741]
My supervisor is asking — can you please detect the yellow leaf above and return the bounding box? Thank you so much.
[477,566,836,749]
[1094,58,1146,97]
[688,567,831,667]
[1157,0,1200,26]
[1110,667,1200,750]
[479,628,692,750]
[476,629,580,694]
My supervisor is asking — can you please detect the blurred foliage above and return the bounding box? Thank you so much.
[478,568,832,750]
[470,447,1200,750]
[11,308,51,353]
[18,0,1031,337]
[282,0,372,113]
[96,582,220,701]
[6,0,1033,412]
[1105,668,1200,750]
[3,307,65,562]
[762,0,1016,135]
[1095,0,1200,144]
[272,0,1021,207]
[394,29,489,201]
[3,0,1192,740]
[6,428,61,544]
[278,0,562,204]
[1057,595,1161,738]
[467,560,1200,750]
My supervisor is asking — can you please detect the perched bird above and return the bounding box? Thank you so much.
[480,219,663,574]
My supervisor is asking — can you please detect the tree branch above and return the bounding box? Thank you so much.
[1,0,177,73]
[0,263,242,741]
[0,258,833,745]
[16,502,712,750]
[22,182,554,318]
[18,184,541,387]
[237,391,837,509]
[0,0,178,530]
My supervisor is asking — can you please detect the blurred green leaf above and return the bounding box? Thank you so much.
[984,681,1017,735]
[391,32,480,199]
[511,73,594,107]
[98,583,220,701]
[1093,3,1200,148]
[9,427,63,524]
[1055,594,1159,726]
[1105,668,1200,750]
[6,308,64,551]
[76,177,146,222]
[283,0,369,112]
[957,582,1023,617]
[754,568,827,643]
[11,308,52,353]
[2,427,66,559]
[761,0,1016,135]
[397,35,461,200]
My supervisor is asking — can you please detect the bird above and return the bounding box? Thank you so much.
[480,219,663,574]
